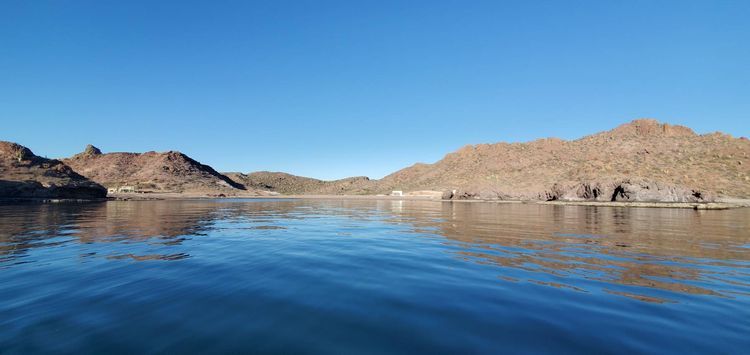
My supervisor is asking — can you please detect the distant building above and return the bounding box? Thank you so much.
[391,190,403,196]
[108,186,136,193]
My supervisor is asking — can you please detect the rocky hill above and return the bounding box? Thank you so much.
[0,141,106,199]
[372,119,750,201]
[223,119,748,202]
[225,171,373,195]
[4,118,745,203]
[64,145,248,194]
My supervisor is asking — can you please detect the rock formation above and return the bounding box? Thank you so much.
[544,178,713,203]
[0,141,106,199]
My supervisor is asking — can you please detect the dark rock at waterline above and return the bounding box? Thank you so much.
[546,179,714,203]
[442,178,713,203]
[0,180,107,199]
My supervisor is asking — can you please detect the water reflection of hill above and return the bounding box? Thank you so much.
[375,201,750,302]
[0,200,303,262]
[1,199,748,302]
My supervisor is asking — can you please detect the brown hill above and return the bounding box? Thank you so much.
[372,119,750,201]
[225,171,373,195]
[63,145,247,194]
[0,141,106,199]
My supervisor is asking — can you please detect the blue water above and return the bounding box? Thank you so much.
[1,199,749,354]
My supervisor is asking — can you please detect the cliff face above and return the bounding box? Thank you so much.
[370,119,750,201]
[0,141,106,199]
[63,146,247,194]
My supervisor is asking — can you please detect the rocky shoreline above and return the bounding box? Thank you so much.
[100,192,750,210]
[5,188,744,210]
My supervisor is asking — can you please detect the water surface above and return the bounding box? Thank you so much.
[1,200,749,353]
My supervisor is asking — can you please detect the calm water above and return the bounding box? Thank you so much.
[1,200,749,354]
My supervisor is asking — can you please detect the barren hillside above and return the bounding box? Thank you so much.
[226,171,373,195]
[18,118,745,202]
[373,119,749,201]
[64,145,249,194]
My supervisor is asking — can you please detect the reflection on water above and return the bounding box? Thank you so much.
[1,199,749,353]
[430,203,750,303]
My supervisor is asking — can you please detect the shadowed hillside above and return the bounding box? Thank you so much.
[0,141,106,199]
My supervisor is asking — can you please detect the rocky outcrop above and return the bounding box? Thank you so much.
[443,188,511,201]
[605,119,696,138]
[81,144,102,156]
[0,141,106,199]
[544,179,713,203]
[64,146,248,194]
[440,179,713,203]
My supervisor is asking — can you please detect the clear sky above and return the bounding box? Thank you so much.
[1,1,748,179]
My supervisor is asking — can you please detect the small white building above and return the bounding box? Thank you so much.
[391,190,403,197]
[108,186,136,193]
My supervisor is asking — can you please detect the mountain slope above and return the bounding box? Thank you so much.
[0,141,106,199]
[372,119,749,201]
[225,171,373,195]
[64,145,247,194]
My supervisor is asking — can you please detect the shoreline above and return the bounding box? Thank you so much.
[5,193,744,210]
[537,200,742,210]
[0,197,108,204]
[101,192,750,210]
[3,194,746,210]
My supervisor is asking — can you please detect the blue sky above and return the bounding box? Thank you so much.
[1,1,748,179]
